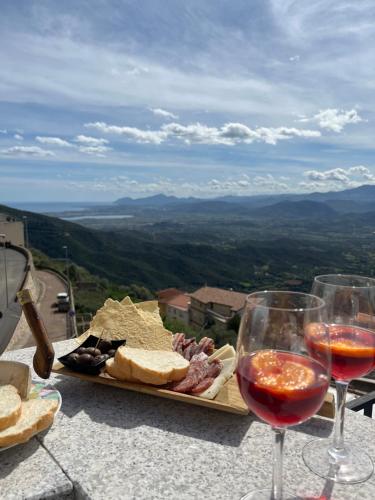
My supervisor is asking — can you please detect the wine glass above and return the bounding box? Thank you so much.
[303,274,375,483]
[236,291,330,500]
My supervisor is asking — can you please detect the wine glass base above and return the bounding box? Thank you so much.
[302,438,374,484]
[240,489,295,499]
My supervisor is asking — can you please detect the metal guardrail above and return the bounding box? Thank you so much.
[346,391,375,418]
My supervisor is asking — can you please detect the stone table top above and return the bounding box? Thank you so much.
[2,339,375,499]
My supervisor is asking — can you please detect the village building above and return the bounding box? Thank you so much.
[157,288,185,318]
[189,286,247,328]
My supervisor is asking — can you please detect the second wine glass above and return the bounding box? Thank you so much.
[303,274,375,484]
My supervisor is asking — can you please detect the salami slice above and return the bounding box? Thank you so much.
[170,353,208,392]
[170,355,223,394]
[172,333,185,355]
[190,377,215,394]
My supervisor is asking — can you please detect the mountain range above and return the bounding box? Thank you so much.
[114,184,375,216]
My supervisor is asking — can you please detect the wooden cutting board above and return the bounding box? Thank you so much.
[52,362,334,418]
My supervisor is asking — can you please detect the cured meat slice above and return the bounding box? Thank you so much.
[206,358,223,378]
[182,337,195,349]
[183,341,198,360]
[170,353,208,393]
[191,377,215,394]
[190,359,223,394]
[172,333,185,355]
[196,337,215,356]
[170,356,223,394]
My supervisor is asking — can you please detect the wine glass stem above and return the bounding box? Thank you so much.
[333,380,349,452]
[271,427,285,500]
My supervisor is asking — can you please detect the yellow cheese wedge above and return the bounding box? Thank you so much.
[208,344,236,362]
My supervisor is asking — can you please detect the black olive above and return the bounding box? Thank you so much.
[76,353,94,365]
[76,347,87,355]
[97,340,112,353]
[67,353,79,363]
[86,347,101,356]
[93,354,108,363]
[107,349,116,357]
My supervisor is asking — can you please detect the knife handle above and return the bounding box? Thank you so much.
[17,289,55,379]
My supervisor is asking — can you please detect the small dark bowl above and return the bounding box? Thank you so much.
[58,335,126,375]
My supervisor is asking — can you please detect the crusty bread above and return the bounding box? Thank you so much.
[0,385,22,431]
[0,399,58,448]
[0,361,31,400]
[106,358,140,383]
[112,346,189,385]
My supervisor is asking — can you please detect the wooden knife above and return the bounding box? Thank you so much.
[17,289,55,379]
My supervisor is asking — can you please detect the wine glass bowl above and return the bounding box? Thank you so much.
[303,274,375,484]
[236,291,330,499]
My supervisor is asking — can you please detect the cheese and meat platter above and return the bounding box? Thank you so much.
[52,296,334,417]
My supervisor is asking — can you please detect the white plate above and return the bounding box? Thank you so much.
[0,381,62,452]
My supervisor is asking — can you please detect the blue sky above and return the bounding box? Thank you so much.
[0,0,374,201]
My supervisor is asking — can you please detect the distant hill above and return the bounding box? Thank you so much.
[114,194,199,207]
[0,203,348,291]
[165,200,246,215]
[112,184,375,214]
[250,200,337,218]
[306,184,375,203]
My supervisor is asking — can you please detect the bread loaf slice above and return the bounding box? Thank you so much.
[0,385,22,431]
[0,399,58,448]
[0,361,31,399]
[106,358,140,383]
[114,346,189,385]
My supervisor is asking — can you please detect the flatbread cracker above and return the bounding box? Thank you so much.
[77,296,172,351]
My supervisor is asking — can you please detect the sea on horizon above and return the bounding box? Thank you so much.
[4,201,111,214]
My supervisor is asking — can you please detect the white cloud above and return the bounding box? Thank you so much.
[0,146,55,157]
[78,145,112,157]
[85,122,168,144]
[289,55,300,62]
[299,108,363,132]
[14,134,23,140]
[85,120,320,146]
[348,165,370,176]
[305,168,350,184]
[74,134,109,146]
[303,165,375,190]
[36,136,73,147]
[252,174,289,191]
[150,108,179,119]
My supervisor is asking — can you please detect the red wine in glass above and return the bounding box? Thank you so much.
[237,350,329,428]
[327,324,375,380]
[308,324,375,381]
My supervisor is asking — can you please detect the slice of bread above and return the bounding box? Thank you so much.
[0,361,31,399]
[114,346,189,385]
[105,358,140,383]
[0,399,58,448]
[0,385,22,431]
